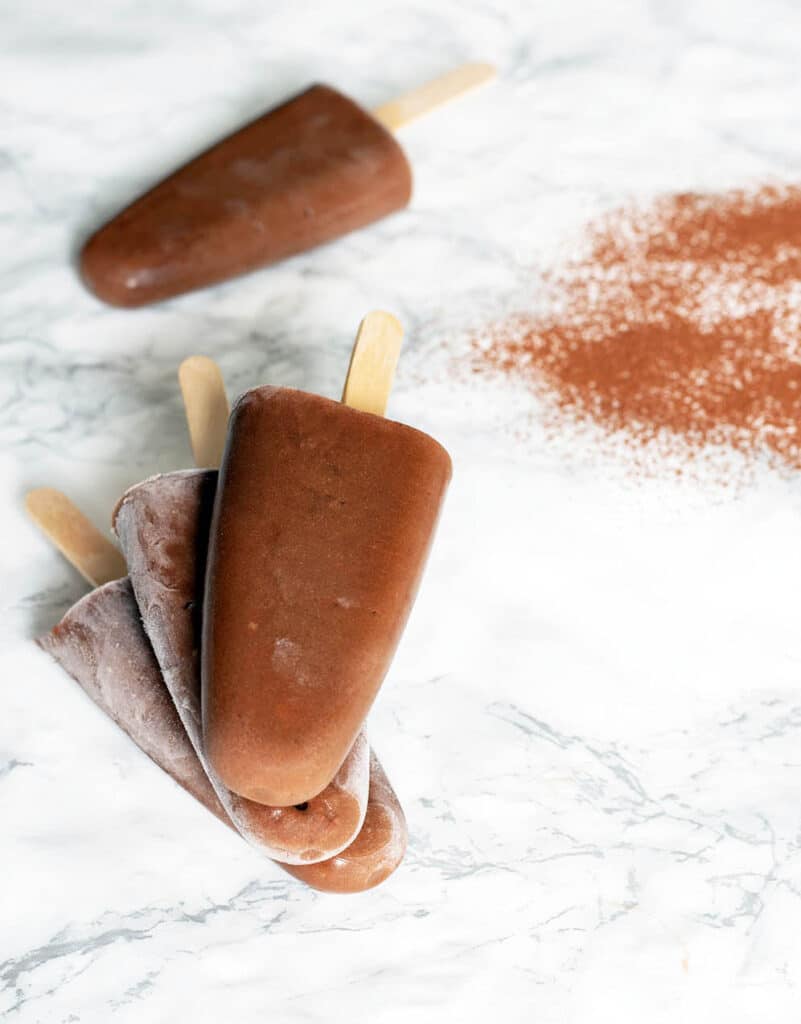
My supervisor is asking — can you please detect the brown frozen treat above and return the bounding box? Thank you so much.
[204,386,452,806]
[37,578,229,825]
[113,469,369,864]
[80,85,412,307]
[285,752,407,894]
[38,585,406,891]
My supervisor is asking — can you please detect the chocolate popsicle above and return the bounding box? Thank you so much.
[38,581,407,891]
[80,85,411,307]
[114,469,370,864]
[203,385,452,807]
[79,64,493,307]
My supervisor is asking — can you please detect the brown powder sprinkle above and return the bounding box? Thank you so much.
[471,184,801,475]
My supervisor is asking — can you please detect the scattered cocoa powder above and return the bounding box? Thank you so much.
[471,184,801,475]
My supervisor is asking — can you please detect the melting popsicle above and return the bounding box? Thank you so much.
[79,64,494,306]
[203,314,452,806]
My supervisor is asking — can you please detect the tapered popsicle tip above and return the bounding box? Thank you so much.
[178,356,230,469]
[341,311,403,417]
[26,487,126,587]
[80,230,149,308]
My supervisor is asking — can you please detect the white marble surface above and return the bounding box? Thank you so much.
[3,0,801,1019]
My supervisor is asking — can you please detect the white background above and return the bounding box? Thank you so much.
[3,1,801,1020]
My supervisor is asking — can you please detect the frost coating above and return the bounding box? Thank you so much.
[37,578,230,826]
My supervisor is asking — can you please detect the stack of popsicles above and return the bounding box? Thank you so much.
[32,314,451,893]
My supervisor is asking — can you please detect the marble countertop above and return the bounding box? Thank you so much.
[4,1,801,1020]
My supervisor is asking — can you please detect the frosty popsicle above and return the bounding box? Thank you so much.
[79,63,494,306]
[203,313,452,806]
[30,492,407,890]
[29,489,366,862]
[37,576,230,826]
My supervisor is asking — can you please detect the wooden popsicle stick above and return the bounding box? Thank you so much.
[341,311,403,416]
[25,488,125,588]
[178,356,230,469]
[371,62,495,133]
[29,357,230,589]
